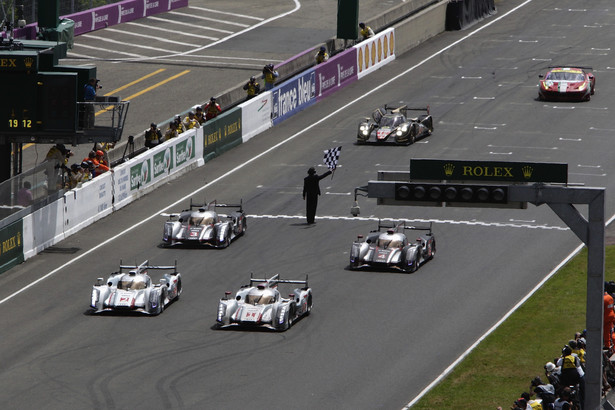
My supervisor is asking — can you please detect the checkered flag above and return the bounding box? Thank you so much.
[323,146,342,171]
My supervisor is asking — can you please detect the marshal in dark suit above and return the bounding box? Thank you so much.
[303,167,332,224]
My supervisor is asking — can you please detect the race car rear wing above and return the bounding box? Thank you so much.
[249,273,309,288]
[160,198,244,218]
[373,220,432,234]
[118,259,179,275]
[383,104,430,115]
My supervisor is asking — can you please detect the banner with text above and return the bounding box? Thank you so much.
[271,69,317,126]
[315,48,358,101]
[202,108,243,161]
[0,219,23,274]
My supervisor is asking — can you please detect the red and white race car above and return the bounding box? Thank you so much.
[538,67,595,102]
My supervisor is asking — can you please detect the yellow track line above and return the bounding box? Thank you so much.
[102,68,166,96]
[95,69,190,116]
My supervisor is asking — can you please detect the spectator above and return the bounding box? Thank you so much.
[173,115,185,134]
[183,111,200,130]
[94,150,111,175]
[67,164,85,189]
[262,63,279,90]
[358,22,374,40]
[81,161,95,181]
[605,288,615,350]
[569,339,585,368]
[315,46,329,64]
[164,121,178,142]
[45,143,73,190]
[17,181,33,206]
[194,106,205,125]
[557,345,581,387]
[243,76,260,100]
[144,122,162,148]
[520,392,541,410]
[530,376,555,407]
[553,386,573,410]
[93,142,113,166]
[204,97,222,121]
[544,362,562,392]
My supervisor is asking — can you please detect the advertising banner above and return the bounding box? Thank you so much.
[240,92,272,143]
[0,219,23,275]
[153,146,174,179]
[355,28,396,79]
[63,0,188,36]
[118,1,145,24]
[315,48,358,101]
[202,108,243,161]
[271,69,316,125]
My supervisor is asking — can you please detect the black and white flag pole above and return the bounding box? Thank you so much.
[323,146,342,178]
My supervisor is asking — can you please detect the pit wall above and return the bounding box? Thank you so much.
[1,0,475,273]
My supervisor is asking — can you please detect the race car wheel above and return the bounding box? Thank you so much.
[428,240,436,260]
[410,256,419,273]
[157,294,165,315]
[174,278,182,301]
[305,295,313,316]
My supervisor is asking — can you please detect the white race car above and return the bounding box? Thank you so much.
[90,260,182,315]
[216,274,312,331]
[161,199,246,248]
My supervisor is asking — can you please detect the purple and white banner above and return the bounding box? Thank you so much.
[64,0,188,36]
[315,48,358,101]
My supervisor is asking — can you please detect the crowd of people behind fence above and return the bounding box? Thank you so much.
[498,281,615,409]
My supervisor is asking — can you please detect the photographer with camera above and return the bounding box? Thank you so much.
[45,144,74,191]
[83,78,101,128]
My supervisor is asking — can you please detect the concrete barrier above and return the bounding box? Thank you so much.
[393,0,449,55]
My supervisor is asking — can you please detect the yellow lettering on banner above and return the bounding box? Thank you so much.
[462,166,514,178]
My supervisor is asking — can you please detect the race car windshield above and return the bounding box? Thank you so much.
[381,116,403,128]
[377,237,403,248]
[245,289,275,305]
[189,215,215,225]
[118,275,147,290]
[547,72,585,82]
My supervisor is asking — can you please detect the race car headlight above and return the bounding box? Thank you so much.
[278,306,288,324]
[396,129,403,136]
[578,82,587,91]
[359,124,367,131]
[91,289,99,307]
[401,125,408,132]
[217,303,226,321]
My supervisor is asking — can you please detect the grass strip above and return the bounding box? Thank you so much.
[412,246,615,409]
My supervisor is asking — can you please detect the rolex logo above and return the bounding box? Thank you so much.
[24,57,34,68]
[443,163,455,177]
[522,165,533,179]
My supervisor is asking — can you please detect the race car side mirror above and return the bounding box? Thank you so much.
[95,278,104,286]
[538,74,544,79]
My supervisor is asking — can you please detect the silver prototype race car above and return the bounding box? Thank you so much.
[357,104,433,145]
[161,199,246,248]
[216,274,312,331]
[90,260,182,315]
[349,221,435,273]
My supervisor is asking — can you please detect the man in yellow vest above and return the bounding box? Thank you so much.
[243,76,260,100]
[359,22,374,41]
